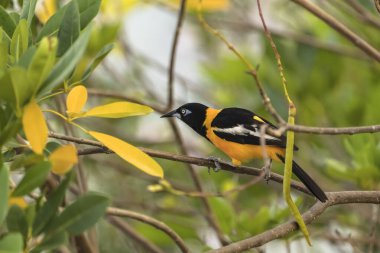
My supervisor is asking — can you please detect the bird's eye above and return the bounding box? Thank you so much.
[181,109,186,115]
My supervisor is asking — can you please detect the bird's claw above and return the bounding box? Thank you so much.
[207,156,222,174]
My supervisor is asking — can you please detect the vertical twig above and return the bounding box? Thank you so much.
[169,120,229,245]
[256,0,310,246]
[197,0,285,124]
[166,0,187,110]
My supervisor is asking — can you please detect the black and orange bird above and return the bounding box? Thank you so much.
[161,103,328,202]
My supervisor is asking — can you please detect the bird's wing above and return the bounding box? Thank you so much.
[211,107,289,148]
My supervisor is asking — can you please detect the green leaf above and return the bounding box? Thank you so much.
[57,1,80,57]
[0,41,8,69]
[77,0,101,29]
[209,197,235,234]
[20,0,37,27]
[0,5,16,37]
[28,37,57,94]
[0,233,23,253]
[10,19,28,63]
[40,25,92,94]
[6,205,28,240]
[12,161,51,197]
[0,0,10,8]
[9,66,33,109]
[33,173,72,235]
[36,5,67,42]
[49,192,109,235]
[31,231,67,253]
[0,72,15,105]
[0,165,9,225]
[82,43,113,81]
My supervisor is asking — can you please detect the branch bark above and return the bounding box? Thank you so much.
[107,207,189,253]
[291,0,380,63]
[207,191,380,253]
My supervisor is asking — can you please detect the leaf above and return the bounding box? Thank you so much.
[12,161,51,197]
[0,40,8,70]
[22,100,48,154]
[0,5,16,37]
[36,3,66,41]
[88,131,163,178]
[9,66,33,109]
[49,145,78,175]
[6,205,28,239]
[0,72,15,105]
[0,165,9,225]
[49,192,109,235]
[21,0,38,27]
[0,233,23,253]
[8,197,27,209]
[33,173,72,235]
[31,231,67,252]
[27,37,57,93]
[57,1,80,57]
[209,197,235,234]
[83,102,153,118]
[10,19,28,63]
[35,0,57,24]
[66,85,87,115]
[77,0,101,29]
[81,43,113,81]
[40,25,92,94]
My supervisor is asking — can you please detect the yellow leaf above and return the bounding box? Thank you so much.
[100,0,138,20]
[49,145,78,175]
[172,0,229,10]
[35,0,57,24]
[22,100,48,154]
[83,101,153,118]
[66,85,88,117]
[9,196,27,209]
[89,131,163,178]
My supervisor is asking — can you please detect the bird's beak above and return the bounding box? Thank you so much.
[160,110,180,118]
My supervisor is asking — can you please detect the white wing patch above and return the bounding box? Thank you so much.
[213,124,279,140]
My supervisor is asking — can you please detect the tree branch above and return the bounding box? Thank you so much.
[207,191,380,253]
[107,207,189,253]
[291,0,380,63]
[107,216,166,253]
[166,0,187,110]
[47,132,311,196]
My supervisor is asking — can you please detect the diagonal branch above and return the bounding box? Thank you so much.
[207,191,380,253]
[291,0,380,63]
[107,207,189,253]
[47,132,311,196]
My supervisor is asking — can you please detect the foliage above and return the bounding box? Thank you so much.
[1,0,380,252]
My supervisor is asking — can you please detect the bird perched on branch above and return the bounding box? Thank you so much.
[161,102,328,202]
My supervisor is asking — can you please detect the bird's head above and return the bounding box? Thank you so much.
[161,103,209,136]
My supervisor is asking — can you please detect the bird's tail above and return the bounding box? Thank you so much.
[276,154,328,202]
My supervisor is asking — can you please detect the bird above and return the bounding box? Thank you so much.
[161,102,328,202]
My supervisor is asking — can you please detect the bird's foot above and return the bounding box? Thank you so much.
[207,156,222,173]
[262,159,272,184]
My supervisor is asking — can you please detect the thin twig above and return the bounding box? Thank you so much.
[213,19,368,60]
[166,0,187,110]
[207,191,380,253]
[197,0,285,124]
[345,0,380,29]
[47,132,311,196]
[168,120,230,245]
[107,207,189,253]
[291,0,380,63]
[376,0,380,14]
[107,216,166,253]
